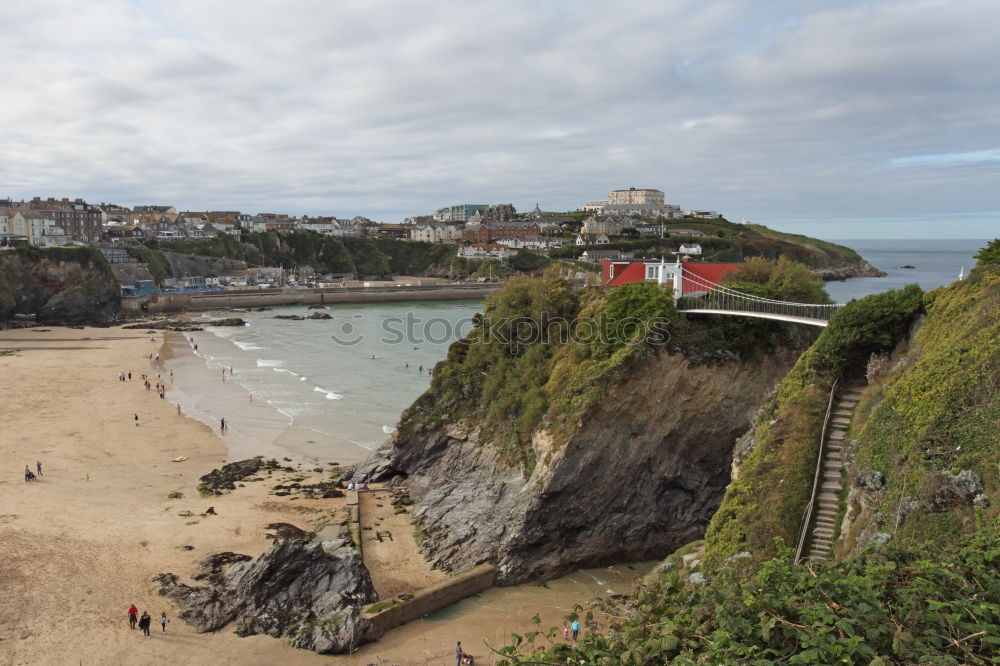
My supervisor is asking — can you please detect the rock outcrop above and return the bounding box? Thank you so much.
[816,261,886,281]
[155,536,377,653]
[355,344,804,584]
[0,247,119,325]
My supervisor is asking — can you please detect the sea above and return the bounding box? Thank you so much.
[168,238,990,466]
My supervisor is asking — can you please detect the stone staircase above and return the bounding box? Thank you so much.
[806,385,865,560]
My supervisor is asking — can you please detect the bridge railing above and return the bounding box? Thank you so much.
[675,268,843,321]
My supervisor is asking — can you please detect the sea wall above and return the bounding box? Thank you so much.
[363,564,498,635]
[122,283,499,313]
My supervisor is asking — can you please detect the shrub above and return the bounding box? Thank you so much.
[499,525,1000,665]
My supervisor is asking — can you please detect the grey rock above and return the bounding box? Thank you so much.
[154,537,377,654]
[855,468,885,492]
[925,469,984,511]
[973,493,991,508]
[686,572,707,586]
[353,345,803,584]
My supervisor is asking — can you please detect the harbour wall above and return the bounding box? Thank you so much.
[121,283,498,314]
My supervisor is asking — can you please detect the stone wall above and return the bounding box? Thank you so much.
[363,564,498,635]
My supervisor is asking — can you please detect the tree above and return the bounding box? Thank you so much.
[974,238,1000,267]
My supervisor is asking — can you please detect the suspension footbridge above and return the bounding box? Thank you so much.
[673,266,843,327]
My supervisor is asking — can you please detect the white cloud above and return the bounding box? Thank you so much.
[0,0,998,237]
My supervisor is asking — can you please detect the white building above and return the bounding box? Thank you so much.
[411,223,463,244]
[3,211,68,247]
[457,244,512,260]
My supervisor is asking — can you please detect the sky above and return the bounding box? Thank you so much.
[1,0,998,239]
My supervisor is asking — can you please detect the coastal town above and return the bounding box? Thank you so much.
[0,187,734,289]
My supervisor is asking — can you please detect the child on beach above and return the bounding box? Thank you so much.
[159,612,169,632]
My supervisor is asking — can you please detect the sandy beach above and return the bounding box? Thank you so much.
[0,326,351,665]
[0,326,648,666]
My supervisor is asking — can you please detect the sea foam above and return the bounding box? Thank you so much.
[313,387,344,400]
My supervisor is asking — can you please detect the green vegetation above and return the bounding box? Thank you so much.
[839,257,1000,554]
[126,245,172,284]
[547,217,866,269]
[499,525,1000,665]
[363,599,397,615]
[974,237,1000,266]
[704,285,926,568]
[142,231,583,279]
[400,258,822,471]
[722,255,830,304]
[166,491,184,499]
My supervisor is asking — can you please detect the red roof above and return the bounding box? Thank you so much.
[600,260,739,292]
[681,263,738,293]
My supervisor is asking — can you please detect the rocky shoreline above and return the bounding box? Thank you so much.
[815,260,886,281]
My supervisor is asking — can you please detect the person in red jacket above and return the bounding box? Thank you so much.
[128,604,138,630]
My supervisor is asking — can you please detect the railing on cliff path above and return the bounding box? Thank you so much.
[676,268,843,326]
[793,378,840,564]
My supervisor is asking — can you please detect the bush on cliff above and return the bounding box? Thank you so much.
[400,264,818,471]
[499,524,1000,665]
[974,237,1000,267]
[723,255,831,304]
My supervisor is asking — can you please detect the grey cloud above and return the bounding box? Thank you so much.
[0,0,997,238]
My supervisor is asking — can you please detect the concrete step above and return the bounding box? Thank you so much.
[821,481,842,493]
[828,430,846,440]
[830,418,851,427]
[824,460,843,470]
[818,492,839,504]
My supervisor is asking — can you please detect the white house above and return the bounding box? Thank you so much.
[576,232,610,246]
[678,243,702,256]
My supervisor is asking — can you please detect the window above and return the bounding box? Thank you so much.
[645,264,660,281]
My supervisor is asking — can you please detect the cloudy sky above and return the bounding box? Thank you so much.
[1,0,997,238]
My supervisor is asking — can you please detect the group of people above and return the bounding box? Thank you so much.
[23,460,42,482]
[127,605,168,637]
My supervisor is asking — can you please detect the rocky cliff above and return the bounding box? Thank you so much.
[356,342,805,584]
[0,247,120,325]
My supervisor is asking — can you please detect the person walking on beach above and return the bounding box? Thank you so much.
[138,611,151,637]
[24,465,32,482]
[455,641,463,666]
[128,604,138,630]
[220,417,227,432]
[571,619,580,641]
[159,612,169,632]
[36,461,42,477]
[128,372,132,381]
[134,413,140,427]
